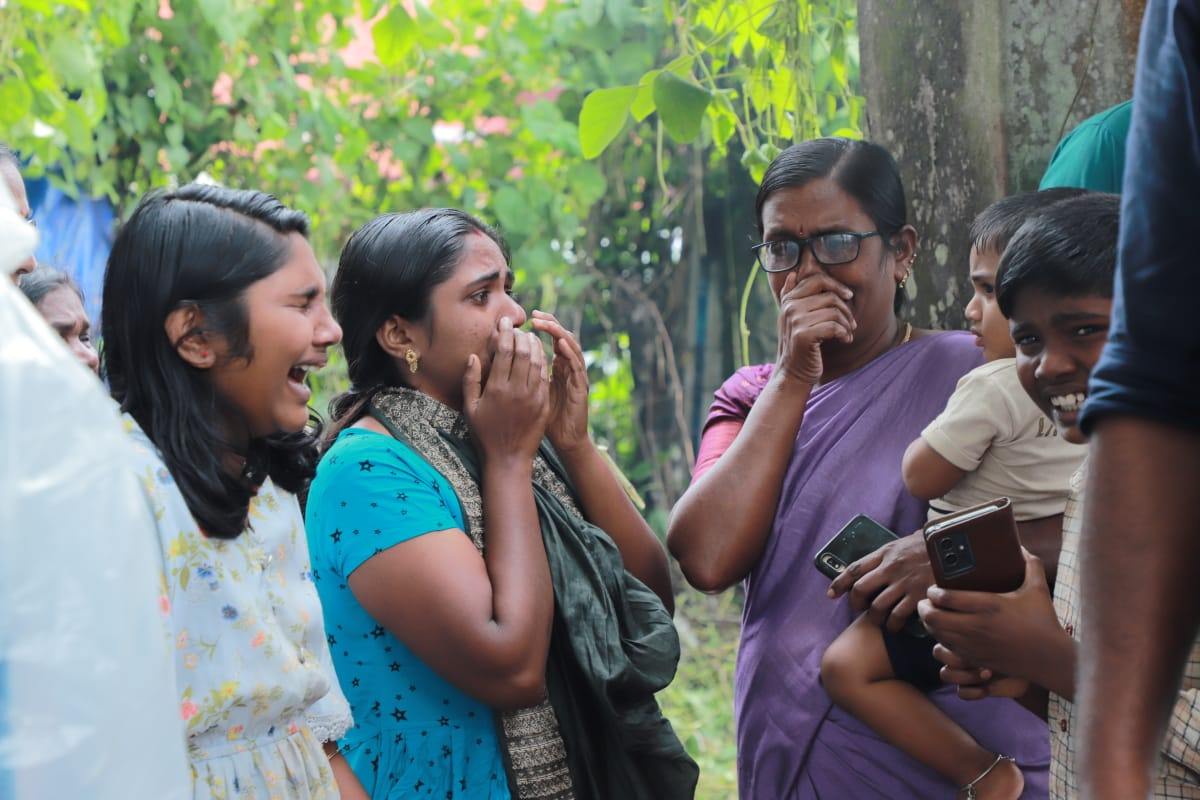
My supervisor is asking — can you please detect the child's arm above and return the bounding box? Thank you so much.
[902,437,968,500]
[903,364,1009,502]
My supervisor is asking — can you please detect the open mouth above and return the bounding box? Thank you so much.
[1047,390,1086,425]
[287,365,314,398]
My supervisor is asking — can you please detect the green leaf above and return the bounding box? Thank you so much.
[48,36,96,90]
[580,0,603,27]
[578,86,636,159]
[566,162,607,208]
[98,1,135,49]
[652,71,710,143]
[605,0,633,27]
[148,59,176,113]
[521,100,576,151]
[493,185,537,236]
[630,70,659,121]
[262,113,289,141]
[197,0,241,44]
[518,241,557,276]
[690,23,717,45]
[78,85,108,127]
[403,118,435,146]
[233,116,256,141]
[711,106,736,151]
[166,122,184,149]
[130,95,155,133]
[0,81,33,127]
[373,6,418,67]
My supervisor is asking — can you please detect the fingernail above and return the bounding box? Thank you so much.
[501,316,512,329]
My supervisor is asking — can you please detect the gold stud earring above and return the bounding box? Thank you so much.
[405,350,420,373]
[898,269,911,290]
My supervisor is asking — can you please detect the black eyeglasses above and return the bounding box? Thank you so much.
[751,231,880,272]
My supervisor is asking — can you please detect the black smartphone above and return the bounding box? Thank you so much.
[813,514,899,580]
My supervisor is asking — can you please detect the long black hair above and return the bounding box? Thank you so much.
[326,208,507,442]
[756,137,910,313]
[102,183,322,539]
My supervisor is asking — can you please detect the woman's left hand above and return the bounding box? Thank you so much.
[530,310,590,456]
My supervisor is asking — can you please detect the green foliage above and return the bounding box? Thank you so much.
[5,2,860,787]
[659,586,743,798]
[578,0,863,181]
[652,71,712,143]
[580,86,640,158]
[372,5,418,66]
[587,332,641,466]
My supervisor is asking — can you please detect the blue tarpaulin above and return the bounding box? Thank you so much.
[25,176,115,332]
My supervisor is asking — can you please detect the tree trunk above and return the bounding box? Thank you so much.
[857,0,1143,329]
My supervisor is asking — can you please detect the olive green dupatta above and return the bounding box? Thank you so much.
[370,387,698,800]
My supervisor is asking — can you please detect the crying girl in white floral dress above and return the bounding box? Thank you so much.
[100,185,367,799]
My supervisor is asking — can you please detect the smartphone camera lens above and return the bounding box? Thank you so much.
[939,538,953,550]
[945,553,958,566]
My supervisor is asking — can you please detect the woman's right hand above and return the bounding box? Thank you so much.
[463,316,550,461]
[774,269,856,384]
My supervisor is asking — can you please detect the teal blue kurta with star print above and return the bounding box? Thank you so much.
[305,428,511,799]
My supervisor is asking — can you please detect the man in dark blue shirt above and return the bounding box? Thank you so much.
[1076,1,1200,797]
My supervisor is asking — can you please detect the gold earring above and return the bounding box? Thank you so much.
[405,350,420,373]
[898,269,911,290]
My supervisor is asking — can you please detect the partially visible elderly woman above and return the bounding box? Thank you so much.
[19,267,99,373]
[666,138,1049,798]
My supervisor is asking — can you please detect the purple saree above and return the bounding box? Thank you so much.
[707,332,1049,799]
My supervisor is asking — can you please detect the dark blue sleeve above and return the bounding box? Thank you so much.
[1081,0,1200,432]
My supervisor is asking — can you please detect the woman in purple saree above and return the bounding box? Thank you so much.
[667,138,1049,798]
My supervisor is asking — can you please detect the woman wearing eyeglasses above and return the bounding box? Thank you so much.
[666,138,1048,798]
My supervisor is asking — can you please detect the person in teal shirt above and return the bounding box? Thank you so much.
[305,208,695,800]
[1039,99,1132,192]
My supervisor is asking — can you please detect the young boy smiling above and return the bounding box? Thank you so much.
[903,187,1088,519]
[919,192,1200,798]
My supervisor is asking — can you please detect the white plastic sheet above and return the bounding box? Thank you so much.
[0,183,190,797]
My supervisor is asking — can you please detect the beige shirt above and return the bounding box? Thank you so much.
[920,358,1085,520]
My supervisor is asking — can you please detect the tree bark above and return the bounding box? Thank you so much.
[857,0,1143,329]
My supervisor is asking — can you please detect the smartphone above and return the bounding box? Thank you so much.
[924,497,1024,592]
[813,514,899,580]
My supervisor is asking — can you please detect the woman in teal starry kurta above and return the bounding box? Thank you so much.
[305,209,694,800]
[306,430,509,798]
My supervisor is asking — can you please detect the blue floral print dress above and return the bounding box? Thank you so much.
[125,416,354,799]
